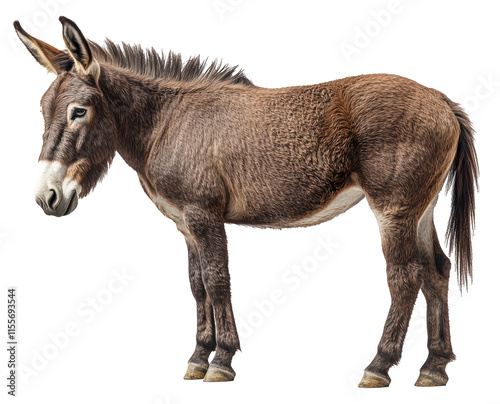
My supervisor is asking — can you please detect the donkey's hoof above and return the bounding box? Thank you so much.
[358,370,391,388]
[184,362,209,380]
[415,370,448,387]
[203,366,235,382]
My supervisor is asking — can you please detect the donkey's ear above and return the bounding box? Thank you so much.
[14,20,72,74]
[59,16,100,81]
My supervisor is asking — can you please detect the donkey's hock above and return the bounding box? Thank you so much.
[34,161,80,217]
[15,16,479,386]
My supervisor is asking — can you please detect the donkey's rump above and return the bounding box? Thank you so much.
[345,74,461,214]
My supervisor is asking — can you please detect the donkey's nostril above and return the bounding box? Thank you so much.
[46,189,60,210]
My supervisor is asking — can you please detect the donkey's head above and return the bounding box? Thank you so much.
[15,17,117,216]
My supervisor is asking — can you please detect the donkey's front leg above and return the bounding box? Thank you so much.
[184,207,240,382]
[184,241,217,380]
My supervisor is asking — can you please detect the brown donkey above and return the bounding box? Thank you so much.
[15,17,478,386]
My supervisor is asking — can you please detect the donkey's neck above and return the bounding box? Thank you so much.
[99,65,178,176]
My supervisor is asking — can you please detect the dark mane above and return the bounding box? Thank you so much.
[88,39,253,86]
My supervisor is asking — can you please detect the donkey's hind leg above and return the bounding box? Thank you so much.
[359,212,423,388]
[184,241,217,379]
[415,205,455,386]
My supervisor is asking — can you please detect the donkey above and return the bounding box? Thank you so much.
[14,17,478,386]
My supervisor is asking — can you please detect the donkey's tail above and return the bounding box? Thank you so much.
[444,98,479,291]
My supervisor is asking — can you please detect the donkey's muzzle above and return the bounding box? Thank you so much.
[34,161,81,217]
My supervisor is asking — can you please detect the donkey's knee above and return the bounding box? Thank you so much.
[201,268,232,305]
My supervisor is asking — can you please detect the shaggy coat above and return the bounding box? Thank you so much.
[15,17,478,386]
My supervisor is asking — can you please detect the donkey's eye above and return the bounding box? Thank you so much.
[71,108,87,120]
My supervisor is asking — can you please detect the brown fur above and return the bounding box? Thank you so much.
[15,17,478,385]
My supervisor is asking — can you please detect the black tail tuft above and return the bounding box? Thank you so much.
[444,99,479,292]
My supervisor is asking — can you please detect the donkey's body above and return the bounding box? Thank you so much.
[15,17,478,386]
[136,74,457,231]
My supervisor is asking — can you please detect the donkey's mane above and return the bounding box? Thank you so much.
[88,39,253,86]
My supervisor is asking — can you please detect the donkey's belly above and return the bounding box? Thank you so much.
[225,186,365,229]
[282,187,365,228]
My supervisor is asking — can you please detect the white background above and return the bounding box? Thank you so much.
[1,0,499,403]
